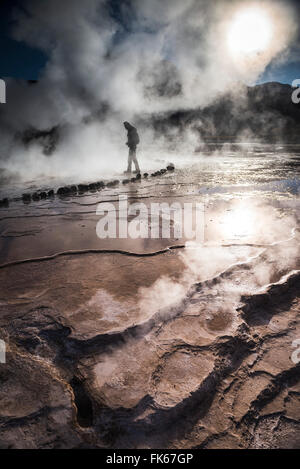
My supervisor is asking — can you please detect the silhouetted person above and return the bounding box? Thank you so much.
[124,121,140,174]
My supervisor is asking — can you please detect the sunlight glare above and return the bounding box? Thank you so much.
[227,7,273,59]
[220,203,256,241]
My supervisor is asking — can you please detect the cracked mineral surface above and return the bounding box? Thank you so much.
[0,150,299,448]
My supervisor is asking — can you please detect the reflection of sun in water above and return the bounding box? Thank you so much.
[227,7,273,60]
[221,204,255,240]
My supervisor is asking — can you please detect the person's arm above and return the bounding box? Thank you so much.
[127,130,133,146]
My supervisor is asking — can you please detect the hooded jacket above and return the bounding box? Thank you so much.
[126,123,140,147]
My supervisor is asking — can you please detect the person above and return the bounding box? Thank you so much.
[123,121,140,174]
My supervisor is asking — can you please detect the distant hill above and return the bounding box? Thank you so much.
[151,82,300,144]
[3,81,300,156]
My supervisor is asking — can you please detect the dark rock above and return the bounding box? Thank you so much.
[0,198,9,207]
[167,163,175,171]
[32,193,40,201]
[88,183,97,191]
[57,186,71,196]
[143,173,149,178]
[70,185,77,193]
[78,184,89,192]
[47,190,55,197]
[122,179,130,184]
[39,192,47,199]
[136,173,141,180]
[160,168,167,174]
[131,177,137,183]
[22,193,32,202]
[107,180,119,188]
[69,377,93,428]
[95,181,105,189]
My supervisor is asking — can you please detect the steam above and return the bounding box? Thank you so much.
[0,0,298,182]
[135,200,299,321]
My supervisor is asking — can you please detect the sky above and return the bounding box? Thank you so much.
[0,0,47,79]
[0,0,299,84]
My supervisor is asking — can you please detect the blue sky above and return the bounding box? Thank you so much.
[0,0,47,79]
[258,57,300,85]
[0,0,299,84]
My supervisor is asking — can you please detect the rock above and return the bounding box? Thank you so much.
[160,168,167,174]
[47,190,55,197]
[22,193,31,202]
[95,181,105,189]
[39,192,47,199]
[88,183,97,191]
[122,179,130,185]
[32,193,40,201]
[78,184,89,192]
[0,238,299,448]
[136,173,141,180]
[107,180,120,188]
[0,346,82,449]
[167,163,175,171]
[131,177,137,183]
[70,185,77,193]
[57,187,71,196]
[0,198,9,207]
[143,173,149,178]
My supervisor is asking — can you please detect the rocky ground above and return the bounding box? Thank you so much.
[0,158,299,449]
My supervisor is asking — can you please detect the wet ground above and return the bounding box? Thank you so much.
[0,145,300,448]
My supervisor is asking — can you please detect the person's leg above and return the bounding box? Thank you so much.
[127,148,133,172]
[132,147,140,172]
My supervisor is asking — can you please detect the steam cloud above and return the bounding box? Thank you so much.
[0,0,298,182]
[136,200,299,324]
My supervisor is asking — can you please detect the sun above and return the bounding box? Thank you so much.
[227,7,273,60]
